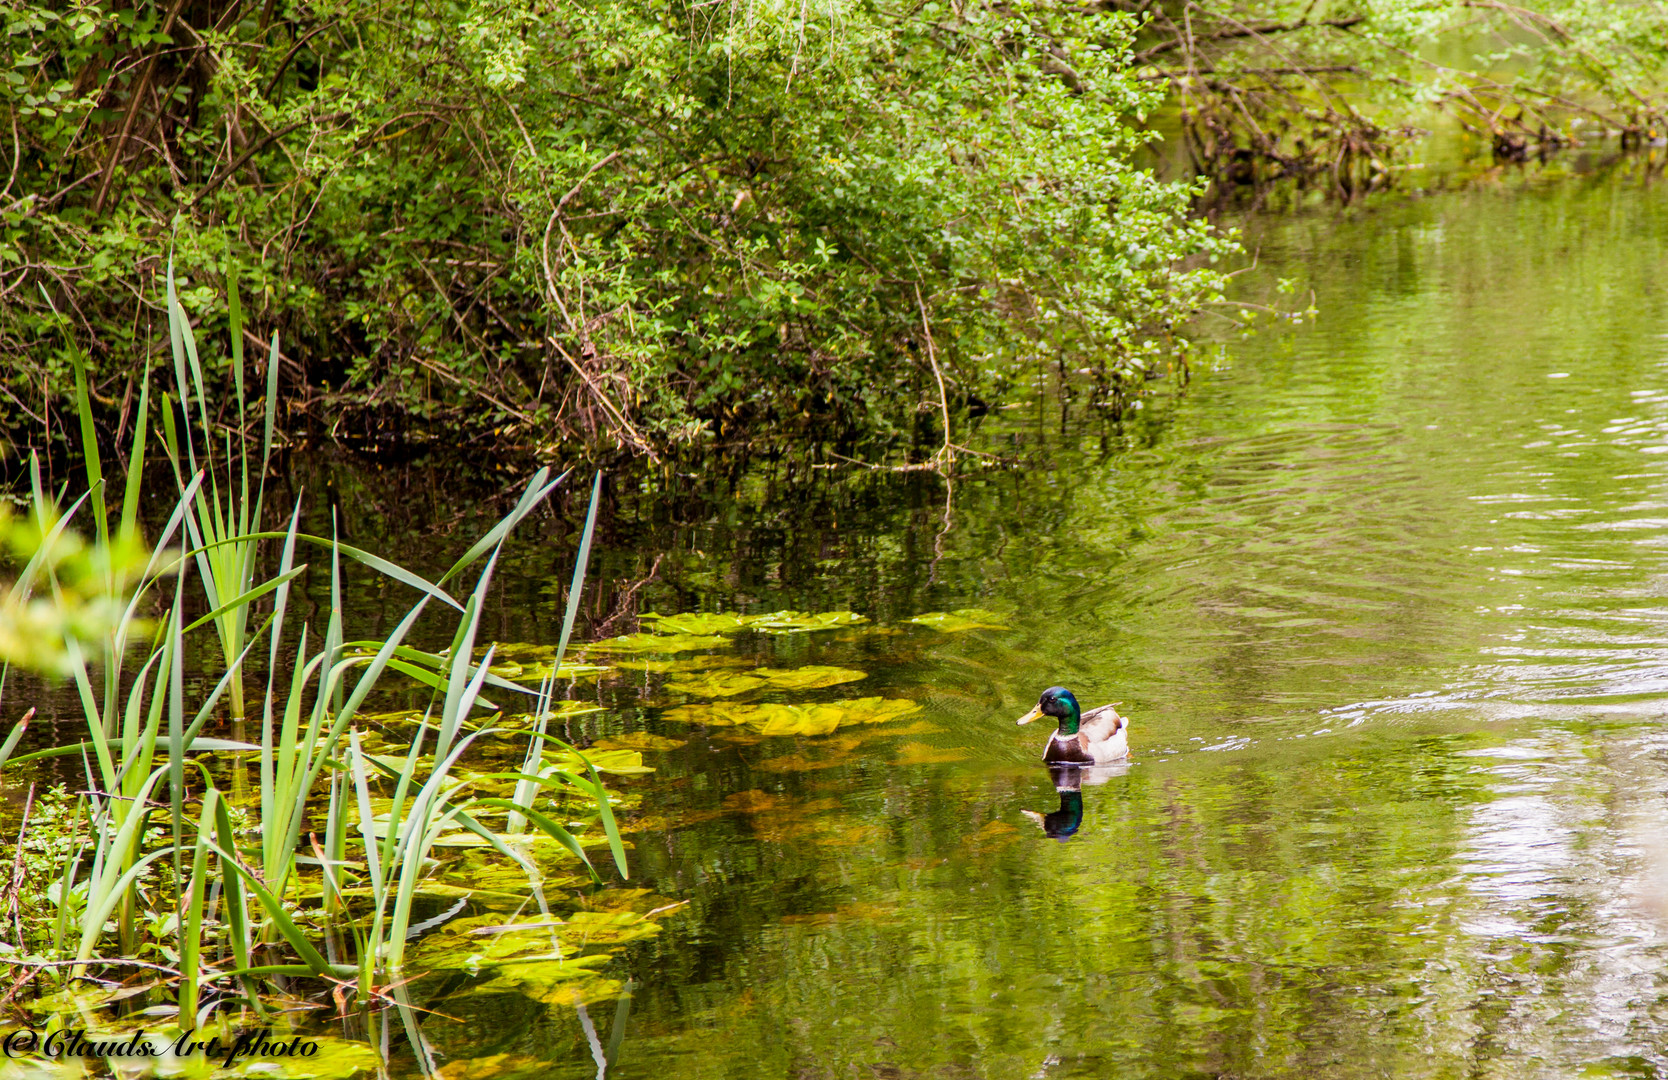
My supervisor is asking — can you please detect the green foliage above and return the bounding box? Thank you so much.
[2,0,1229,457]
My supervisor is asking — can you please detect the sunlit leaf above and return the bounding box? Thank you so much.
[664,696,920,735]
[907,608,1010,631]
[580,633,732,653]
[638,610,869,635]
[756,706,843,737]
[614,655,755,673]
[665,665,866,698]
[750,610,868,633]
[664,671,768,697]
[755,665,867,691]
[548,746,654,775]
[638,611,756,634]
[516,660,613,680]
[591,733,687,752]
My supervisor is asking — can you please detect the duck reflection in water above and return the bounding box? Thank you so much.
[1022,763,1128,841]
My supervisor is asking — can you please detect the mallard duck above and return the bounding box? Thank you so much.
[1015,686,1129,765]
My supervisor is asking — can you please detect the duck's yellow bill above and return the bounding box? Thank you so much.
[1015,706,1043,726]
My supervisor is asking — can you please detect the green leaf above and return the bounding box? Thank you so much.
[906,609,1010,632]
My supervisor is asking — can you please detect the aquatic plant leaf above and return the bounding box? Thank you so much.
[756,706,844,737]
[561,909,663,947]
[484,641,554,661]
[756,665,866,690]
[499,701,607,725]
[865,719,946,736]
[780,901,898,926]
[813,823,885,848]
[638,611,756,634]
[664,671,768,697]
[547,746,654,775]
[413,910,659,974]
[480,966,625,1006]
[516,660,612,681]
[591,733,687,752]
[580,633,732,653]
[750,610,868,633]
[907,609,1010,631]
[665,665,865,698]
[614,655,754,673]
[663,696,918,735]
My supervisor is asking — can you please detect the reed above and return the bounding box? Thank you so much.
[0,284,631,1040]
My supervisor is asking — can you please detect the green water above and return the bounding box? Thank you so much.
[320,158,1668,1077]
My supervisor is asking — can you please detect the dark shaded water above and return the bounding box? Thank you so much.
[21,156,1668,1077]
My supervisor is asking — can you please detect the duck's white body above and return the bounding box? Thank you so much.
[1044,704,1129,765]
[1016,688,1130,765]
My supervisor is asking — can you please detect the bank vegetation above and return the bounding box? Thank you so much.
[3,0,1664,460]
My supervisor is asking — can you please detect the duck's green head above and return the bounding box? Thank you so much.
[1015,686,1082,734]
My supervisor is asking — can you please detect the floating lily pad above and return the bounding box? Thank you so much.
[548,746,655,776]
[907,609,1010,632]
[755,665,868,690]
[515,661,614,681]
[638,611,757,634]
[638,610,868,635]
[665,665,867,698]
[579,633,733,653]
[663,671,768,697]
[750,610,868,633]
[591,733,687,752]
[663,696,919,736]
[499,700,608,725]
[614,655,755,673]
[483,642,556,661]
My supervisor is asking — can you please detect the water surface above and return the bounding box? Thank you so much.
[158,157,1668,1078]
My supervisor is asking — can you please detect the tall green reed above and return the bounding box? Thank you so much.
[4,280,627,1028]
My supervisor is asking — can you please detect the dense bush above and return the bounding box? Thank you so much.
[7,1,1663,461]
[3,0,1230,459]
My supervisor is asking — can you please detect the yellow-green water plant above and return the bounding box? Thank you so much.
[906,609,1010,632]
[663,697,922,737]
[663,665,868,698]
[638,610,868,635]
